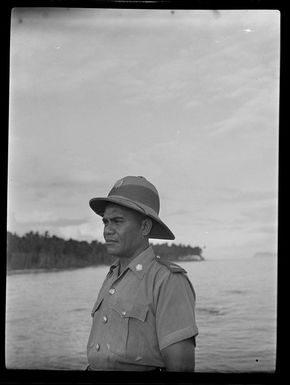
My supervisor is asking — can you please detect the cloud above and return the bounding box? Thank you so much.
[7,171,110,235]
[210,232,277,259]
[215,188,277,204]
[8,9,279,255]
[57,221,103,242]
[123,133,278,200]
[241,204,278,224]
[207,85,279,137]
[17,214,88,228]
[179,12,279,135]
[256,225,278,235]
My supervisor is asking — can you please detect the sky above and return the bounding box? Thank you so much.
[8,8,280,259]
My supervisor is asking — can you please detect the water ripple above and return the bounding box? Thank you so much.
[197,306,227,316]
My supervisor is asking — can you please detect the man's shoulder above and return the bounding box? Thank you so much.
[152,256,196,300]
[153,256,187,274]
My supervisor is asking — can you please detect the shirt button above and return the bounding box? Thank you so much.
[121,311,126,317]
[103,315,108,323]
[109,288,116,295]
[96,343,100,351]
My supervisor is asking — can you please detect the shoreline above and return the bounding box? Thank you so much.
[7,258,204,275]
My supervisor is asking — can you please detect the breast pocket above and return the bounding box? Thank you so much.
[109,297,148,359]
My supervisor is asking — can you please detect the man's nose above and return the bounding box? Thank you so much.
[104,222,115,235]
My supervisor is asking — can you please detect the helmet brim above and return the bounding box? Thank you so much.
[89,196,175,240]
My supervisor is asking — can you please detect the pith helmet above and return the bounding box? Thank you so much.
[89,176,175,240]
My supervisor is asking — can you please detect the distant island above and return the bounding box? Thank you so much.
[253,251,277,258]
[6,231,205,271]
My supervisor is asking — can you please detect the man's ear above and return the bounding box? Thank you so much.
[141,217,152,237]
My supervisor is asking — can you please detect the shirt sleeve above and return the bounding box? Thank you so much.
[155,272,198,350]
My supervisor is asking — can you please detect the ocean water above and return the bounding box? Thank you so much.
[5,256,277,372]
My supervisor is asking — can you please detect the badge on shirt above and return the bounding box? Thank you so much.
[136,264,143,271]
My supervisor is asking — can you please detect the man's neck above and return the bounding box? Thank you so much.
[118,242,150,275]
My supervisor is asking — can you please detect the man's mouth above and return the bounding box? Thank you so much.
[105,239,118,244]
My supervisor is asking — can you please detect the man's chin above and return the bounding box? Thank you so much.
[105,242,119,255]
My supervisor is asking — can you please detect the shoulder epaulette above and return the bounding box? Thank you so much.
[155,257,187,273]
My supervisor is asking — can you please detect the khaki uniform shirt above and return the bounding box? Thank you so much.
[87,246,198,371]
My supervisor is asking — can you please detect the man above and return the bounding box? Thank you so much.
[87,176,198,371]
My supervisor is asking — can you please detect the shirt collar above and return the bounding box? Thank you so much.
[107,246,156,279]
[106,259,120,277]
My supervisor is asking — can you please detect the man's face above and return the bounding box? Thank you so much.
[102,204,145,259]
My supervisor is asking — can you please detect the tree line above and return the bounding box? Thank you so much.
[6,231,204,271]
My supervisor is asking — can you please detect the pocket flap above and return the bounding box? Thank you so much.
[128,304,148,322]
[112,298,148,322]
